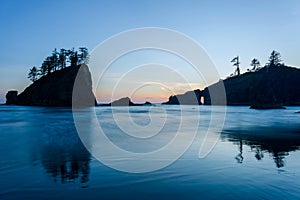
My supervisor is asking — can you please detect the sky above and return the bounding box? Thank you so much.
[1,0,300,103]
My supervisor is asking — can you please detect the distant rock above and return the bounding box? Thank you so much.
[144,101,152,106]
[163,89,202,105]
[250,104,286,110]
[6,64,96,107]
[100,97,152,106]
[5,91,18,105]
[111,97,135,106]
[296,111,300,114]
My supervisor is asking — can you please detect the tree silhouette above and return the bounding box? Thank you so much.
[250,58,261,71]
[268,50,282,68]
[40,60,47,76]
[58,49,67,69]
[68,48,78,66]
[231,56,240,76]
[45,56,53,74]
[40,55,55,76]
[78,47,89,64]
[51,48,59,71]
[28,66,39,82]
[33,47,88,82]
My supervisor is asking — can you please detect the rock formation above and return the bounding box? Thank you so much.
[100,97,152,106]
[163,65,300,107]
[6,64,96,107]
[5,91,18,105]
[163,89,202,105]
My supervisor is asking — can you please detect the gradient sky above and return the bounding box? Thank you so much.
[1,0,300,103]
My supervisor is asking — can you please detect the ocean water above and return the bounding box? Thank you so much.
[0,105,300,199]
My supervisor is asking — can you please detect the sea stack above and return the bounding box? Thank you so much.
[5,91,18,105]
[5,64,96,107]
[100,97,153,106]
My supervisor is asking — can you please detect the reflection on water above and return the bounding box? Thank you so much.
[1,106,300,199]
[39,136,91,184]
[222,129,300,168]
[28,108,92,184]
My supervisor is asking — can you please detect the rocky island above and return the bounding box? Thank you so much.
[163,65,300,108]
[100,97,152,107]
[6,65,96,107]
[163,51,300,109]
[6,48,96,107]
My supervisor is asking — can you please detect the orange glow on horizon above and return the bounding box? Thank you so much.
[95,93,171,104]
[95,84,202,104]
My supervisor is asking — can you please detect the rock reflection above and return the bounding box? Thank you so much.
[222,129,300,168]
[30,113,92,184]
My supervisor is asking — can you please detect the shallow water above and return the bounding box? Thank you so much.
[0,105,300,199]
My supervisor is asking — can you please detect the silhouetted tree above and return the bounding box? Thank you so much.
[231,56,240,76]
[34,47,89,81]
[65,49,72,66]
[78,47,89,64]
[40,61,47,76]
[51,48,59,71]
[28,66,39,82]
[267,50,282,68]
[68,48,78,66]
[250,58,261,71]
[44,56,53,75]
[39,51,59,76]
[58,48,67,69]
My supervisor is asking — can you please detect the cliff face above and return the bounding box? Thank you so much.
[6,64,96,106]
[164,65,300,106]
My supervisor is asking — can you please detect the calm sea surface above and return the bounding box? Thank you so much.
[0,105,300,199]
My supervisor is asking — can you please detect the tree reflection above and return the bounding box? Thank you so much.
[222,131,300,168]
[235,140,244,164]
[41,143,90,184]
[252,146,264,160]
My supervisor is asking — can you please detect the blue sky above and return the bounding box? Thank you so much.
[1,0,300,103]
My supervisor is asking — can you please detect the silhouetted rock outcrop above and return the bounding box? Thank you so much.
[250,104,286,110]
[6,64,96,106]
[101,97,152,106]
[5,91,18,105]
[144,101,152,106]
[163,65,300,107]
[111,97,135,106]
[163,89,202,105]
